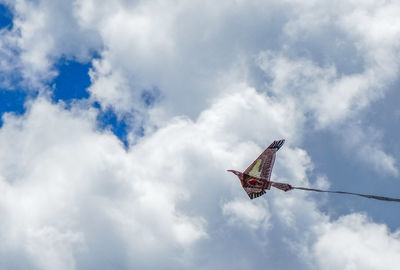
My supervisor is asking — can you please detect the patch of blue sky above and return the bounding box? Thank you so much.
[94,102,131,149]
[51,58,133,147]
[0,3,13,30]
[51,59,91,103]
[0,89,33,128]
[1,47,158,147]
[94,88,158,148]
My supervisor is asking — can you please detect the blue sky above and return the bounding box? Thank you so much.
[1,1,400,269]
[0,3,12,29]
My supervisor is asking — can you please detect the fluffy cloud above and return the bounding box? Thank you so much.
[82,0,400,174]
[5,0,400,126]
[0,0,101,89]
[223,198,271,229]
[256,52,399,174]
[3,0,400,112]
[1,86,399,269]
[82,0,269,116]
[1,0,400,269]
[0,88,317,269]
[311,214,400,270]
[0,29,20,89]
[256,53,374,127]
[0,98,208,268]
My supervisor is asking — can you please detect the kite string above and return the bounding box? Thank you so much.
[292,186,400,202]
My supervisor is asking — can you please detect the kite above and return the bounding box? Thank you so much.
[227,139,400,202]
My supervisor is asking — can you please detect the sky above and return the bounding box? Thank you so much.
[0,0,400,269]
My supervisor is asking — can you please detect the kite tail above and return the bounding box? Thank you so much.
[292,186,400,202]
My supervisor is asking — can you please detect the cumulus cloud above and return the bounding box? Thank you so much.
[3,0,400,117]
[311,214,400,270]
[1,0,400,269]
[1,86,398,269]
[0,0,101,89]
[0,97,175,266]
[0,98,208,268]
[256,53,376,127]
[223,198,271,230]
[80,0,400,174]
[0,88,318,269]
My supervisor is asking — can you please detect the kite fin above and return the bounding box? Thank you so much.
[268,139,285,151]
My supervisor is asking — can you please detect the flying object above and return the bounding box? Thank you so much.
[228,139,400,202]
[227,139,292,199]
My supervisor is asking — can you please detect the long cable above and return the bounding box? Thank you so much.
[293,186,400,202]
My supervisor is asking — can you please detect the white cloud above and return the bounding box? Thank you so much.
[3,0,400,119]
[0,0,101,89]
[1,82,400,269]
[257,52,384,128]
[311,214,400,270]
[0,98,208,268]
[0,87,312,269]
[1,0,400,269]
[79,0,400,174]
[79,0,293,117]
[223,198,271,229]
[0,28,21,89]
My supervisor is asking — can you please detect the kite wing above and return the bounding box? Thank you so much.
[244,139,285,181]
[241,139,285,199]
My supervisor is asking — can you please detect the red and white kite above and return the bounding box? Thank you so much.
[228,139,400,202]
